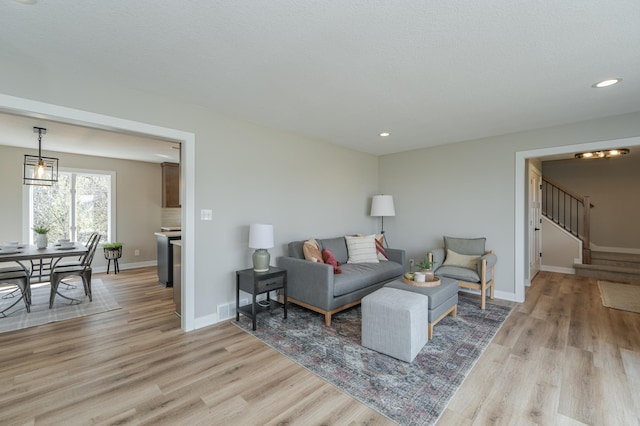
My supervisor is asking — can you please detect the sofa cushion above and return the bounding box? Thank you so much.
[345,235,379,264]
[444,236,486,256]
[288,241,305,259]
[436,265,481,283]
[442,249,480,269]
[303,238,324,263]
[322,249,342,274]
[319,237,349,264]
[334,261,403,297]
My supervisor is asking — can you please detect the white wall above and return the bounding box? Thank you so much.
[380,112,640,300]
[0,55,380,325]
[2,50,640,312]
[0,145,161,271]
[541,217,581,273]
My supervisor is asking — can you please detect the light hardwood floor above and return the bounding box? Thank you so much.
[0,268,638,425]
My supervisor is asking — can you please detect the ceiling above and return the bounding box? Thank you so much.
[1,1,639,161]
[0,112,180,163]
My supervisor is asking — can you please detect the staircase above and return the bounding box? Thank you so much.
[574,251,640,283]
[542,177,640,283]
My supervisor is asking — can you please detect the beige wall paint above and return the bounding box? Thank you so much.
[542,153,640,249]
[379,112,640,298]
[0,55,380,322]
[0,145,161,271]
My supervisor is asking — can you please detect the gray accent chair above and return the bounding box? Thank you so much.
[428,236,497,309]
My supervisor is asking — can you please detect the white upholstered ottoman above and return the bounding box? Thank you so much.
[361,287,429,362]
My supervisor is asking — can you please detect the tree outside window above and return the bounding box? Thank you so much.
[30,170,112,244]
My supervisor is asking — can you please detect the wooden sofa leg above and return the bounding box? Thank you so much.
[325,313,332,326]
[452,304,457,318]
[480,286,486,310]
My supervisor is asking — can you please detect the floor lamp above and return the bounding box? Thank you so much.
[370,195,395,247]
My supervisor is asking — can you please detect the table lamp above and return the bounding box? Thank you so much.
[249,223,274,272]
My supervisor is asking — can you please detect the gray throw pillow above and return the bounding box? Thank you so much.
[444,236,486,256]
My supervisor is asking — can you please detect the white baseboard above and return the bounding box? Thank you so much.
[541,265,576,274]
[195,313,219,329]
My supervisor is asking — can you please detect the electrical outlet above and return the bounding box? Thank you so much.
[134,249,140,256]
[409,258,414,267]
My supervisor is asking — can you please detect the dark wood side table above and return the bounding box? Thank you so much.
[236,266,287,330]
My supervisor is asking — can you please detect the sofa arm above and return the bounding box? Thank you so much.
[428,248,445,270]
[385,248,406,270]
[276,256,334,311]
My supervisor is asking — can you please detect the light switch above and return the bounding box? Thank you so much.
[201,209,213,221]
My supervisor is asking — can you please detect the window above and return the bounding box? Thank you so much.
[27,169,115,244]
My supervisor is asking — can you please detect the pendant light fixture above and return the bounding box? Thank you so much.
[23,126,59,186]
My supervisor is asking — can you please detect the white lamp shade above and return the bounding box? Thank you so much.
[248,223,274,249]
[370,195,395,217]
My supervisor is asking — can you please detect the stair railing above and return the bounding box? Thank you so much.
[541,177,593,263]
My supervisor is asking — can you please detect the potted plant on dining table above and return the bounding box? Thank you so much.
[32,225,50,249]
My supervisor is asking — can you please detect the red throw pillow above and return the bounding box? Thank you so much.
[322,248,342,274]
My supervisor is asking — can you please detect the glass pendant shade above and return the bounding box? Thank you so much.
[23,127,59,186]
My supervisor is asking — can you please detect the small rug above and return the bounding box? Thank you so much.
[233,294,511,426]
[598,280,640,314]
[0,279,120,333]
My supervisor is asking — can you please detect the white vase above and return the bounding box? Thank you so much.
[36,233,48,249]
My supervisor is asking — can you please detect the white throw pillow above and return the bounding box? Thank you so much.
[345,235,379,264]
[442,248,480,269]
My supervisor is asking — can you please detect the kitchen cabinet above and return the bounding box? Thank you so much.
[155,231,181,287]
[161,162,180,208]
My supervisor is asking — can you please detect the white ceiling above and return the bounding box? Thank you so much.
[1,1,639,160]
[0,112,180,163]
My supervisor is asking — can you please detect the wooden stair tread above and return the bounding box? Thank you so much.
[591,251,640,263]
[573,263,640,274]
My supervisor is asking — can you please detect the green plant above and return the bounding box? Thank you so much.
[32,225,50,234]
[417,257,432,270]
[102,242,123,250]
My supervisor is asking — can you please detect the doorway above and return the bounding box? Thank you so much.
[0,93,196,331]
[528,164,542,280]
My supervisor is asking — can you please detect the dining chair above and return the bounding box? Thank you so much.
[49,234,101,308]
[0,269,31,317]
[52,232,100,290]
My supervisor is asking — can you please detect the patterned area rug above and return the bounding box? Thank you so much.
[0,279,120,333]
[234,293,512,425]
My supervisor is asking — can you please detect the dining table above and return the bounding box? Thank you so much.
[0,243,88,282]
[0,243,89,314]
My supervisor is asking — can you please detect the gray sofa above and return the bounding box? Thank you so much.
[277,236,406,326]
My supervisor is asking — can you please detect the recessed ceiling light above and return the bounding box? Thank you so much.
[379,132,390,137]
[156,154,170,159]
[592,78,622,88]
